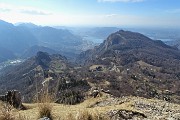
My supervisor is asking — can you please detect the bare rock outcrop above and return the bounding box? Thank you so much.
[0,90,22,109]
[107,109,147,120]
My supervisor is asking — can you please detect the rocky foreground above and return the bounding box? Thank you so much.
[1,93,179,120]
[90,95,180,120]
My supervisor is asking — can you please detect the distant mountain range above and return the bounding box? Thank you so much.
[165,40,180,49]
[0,20,37,56]
[1,19,180,63]
[0,20,95,63]
[69,27,120,39]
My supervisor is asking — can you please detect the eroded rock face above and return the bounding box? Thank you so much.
[107,109,147,120]
[0,90,22,109]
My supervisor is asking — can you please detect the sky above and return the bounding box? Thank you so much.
[0,0,180,27]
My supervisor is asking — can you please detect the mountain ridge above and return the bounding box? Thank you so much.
[0,20,94,62]
[76,30,180,103]
[78,30,180,65]
[1,30,180,104]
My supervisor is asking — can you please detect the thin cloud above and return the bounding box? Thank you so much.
[98,0,144,2]
[20,9,51,15]
[0,3,51,15]
[104,14,118,17]
[0,8,11,12]
[0,3,12,12]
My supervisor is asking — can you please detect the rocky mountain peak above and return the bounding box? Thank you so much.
[103,30,153,50]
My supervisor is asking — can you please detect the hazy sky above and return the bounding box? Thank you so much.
[0,0,180,27]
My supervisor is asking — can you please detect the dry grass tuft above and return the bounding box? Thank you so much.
[38,103,53,119]
[0,102,15,120]
[65,110,110,120]
[37,92,54,119]
[76,110,93,120]
[15,113,30,120]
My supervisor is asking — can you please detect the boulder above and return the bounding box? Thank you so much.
[0,90,22,109]
[38,117,51,120]
[89,87,100,98]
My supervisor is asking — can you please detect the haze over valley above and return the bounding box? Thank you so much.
[0,0,180,120]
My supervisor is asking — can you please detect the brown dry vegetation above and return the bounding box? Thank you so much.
[37,93,54,119]
[0,102,15,120]
[0,102,30,120]
[0,93,179,120]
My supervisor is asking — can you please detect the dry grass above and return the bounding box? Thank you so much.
[0,102,15,120]
[65,110,110,120]
[34,74,56,119]
[38,103,53,119]
[76,110,110,120]
[10,95,180,120]
[16,94,134,120]
[37,92,54,119]
[0,102,30,120]
[15,113,30,120]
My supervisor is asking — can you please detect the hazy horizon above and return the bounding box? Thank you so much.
[0,0,180,27]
